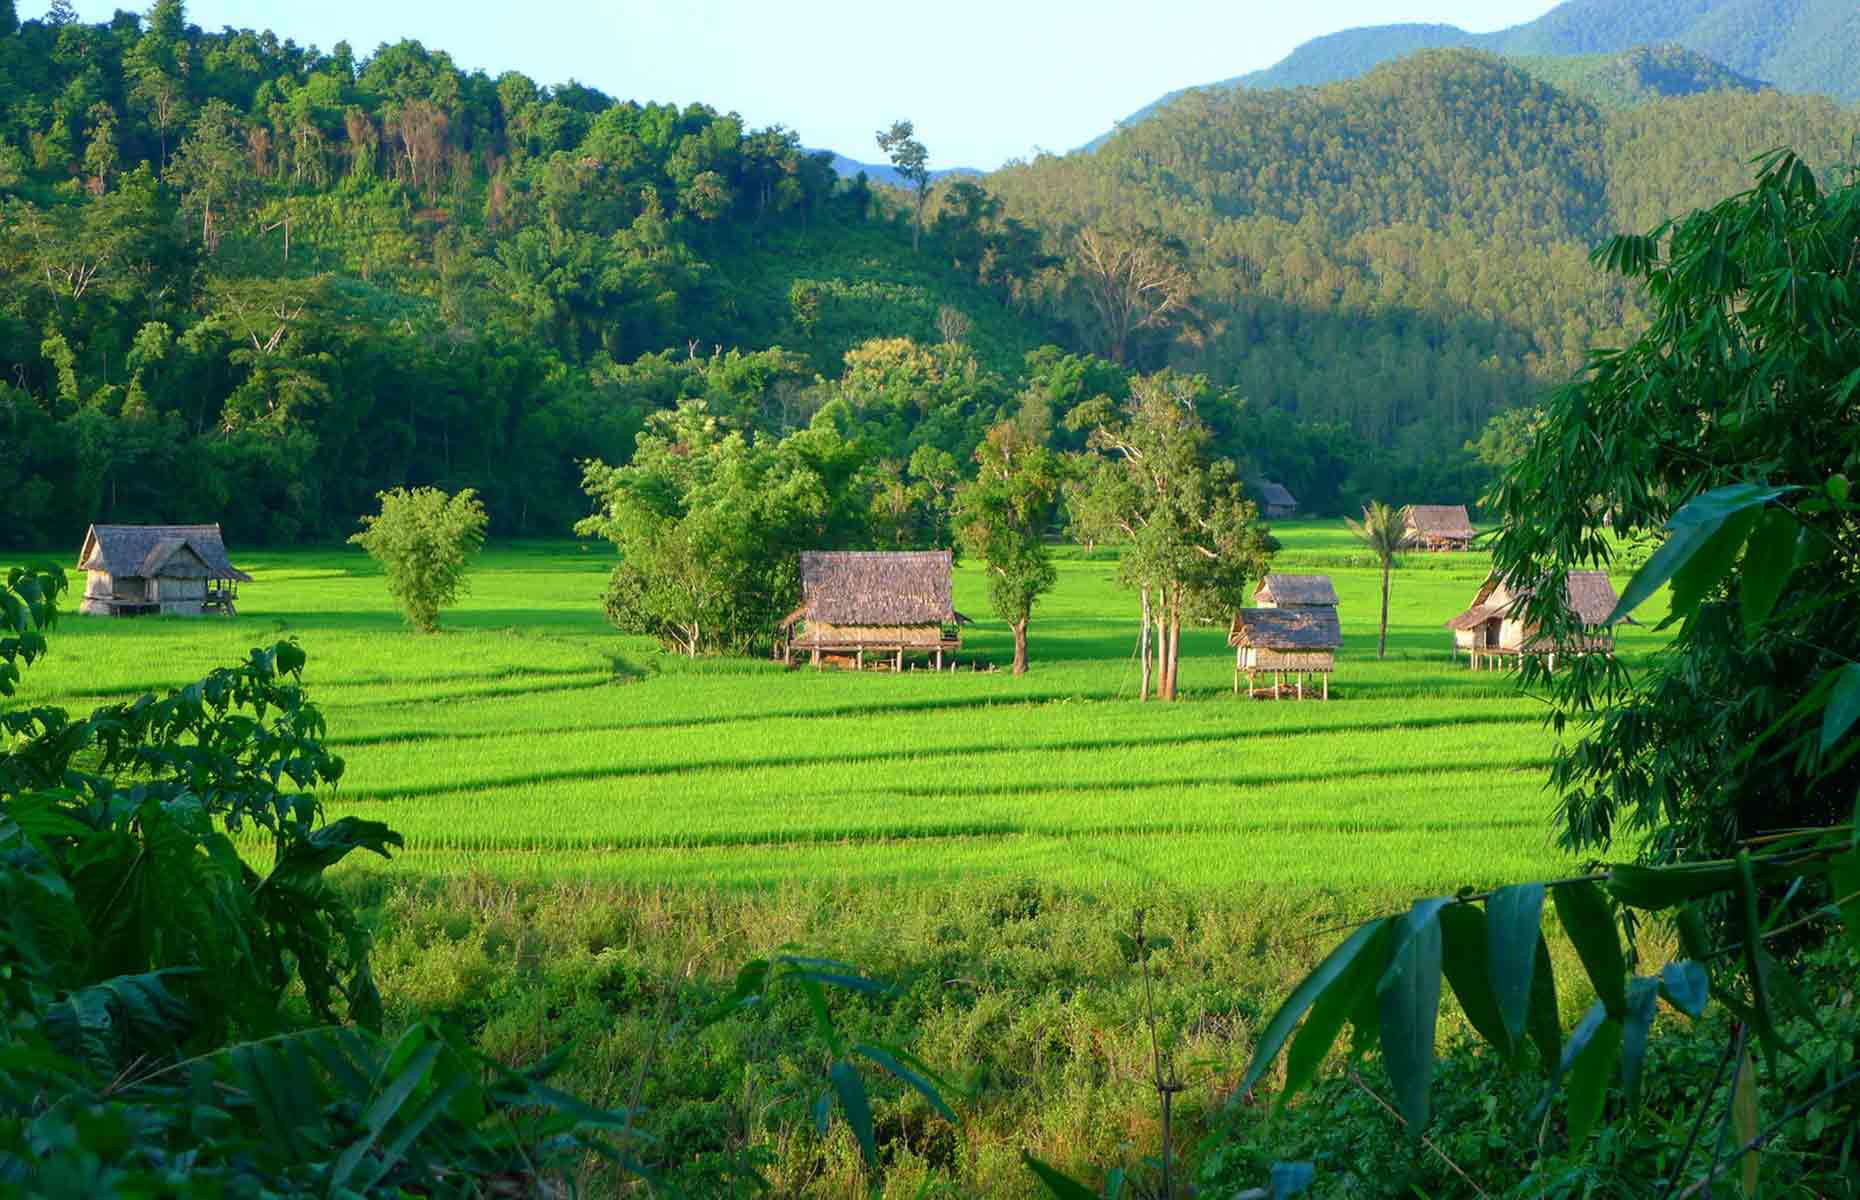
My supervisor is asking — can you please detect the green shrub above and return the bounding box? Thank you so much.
[349,486,488,632]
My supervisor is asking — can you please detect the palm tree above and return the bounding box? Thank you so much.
[1346,501,1408,660]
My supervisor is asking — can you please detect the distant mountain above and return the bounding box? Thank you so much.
[1508,44,1768,110]
[1092,0,1856,146]
[815,152,981,189]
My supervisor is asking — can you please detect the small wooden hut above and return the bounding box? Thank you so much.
[77,524,251,617]
[1230,573,1341,699]
[783,550,963,670]
[1260,481,1299,519]
[1404,505,1476,551]
[1445,570,1624,670]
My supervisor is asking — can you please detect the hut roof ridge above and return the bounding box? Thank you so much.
[1255,573,1339,607]
[1406,505,1476,538]
[791,549,955,626]
[1260,480,1297,507]
[80,524,252,582]
[1229,607,1342,650]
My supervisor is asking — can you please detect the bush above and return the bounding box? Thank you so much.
[349,487,488,632]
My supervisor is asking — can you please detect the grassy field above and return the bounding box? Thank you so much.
[15,523,1667,894]
[9,523,1675,1196]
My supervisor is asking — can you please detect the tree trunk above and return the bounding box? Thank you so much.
[1012,618,1029,675]
[1168,612,1181,701]
[1378,560,1391,660]
[1139,587,1152,701]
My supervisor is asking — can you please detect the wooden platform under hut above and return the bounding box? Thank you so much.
[1445,570,1626,670]
[781,550,966,671]
[77,524,251,617]
[1403,505,1476,551]
[1231,573,1342,699]
[1260,481,1299,519]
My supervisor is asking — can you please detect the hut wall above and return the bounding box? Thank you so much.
[83,571,114,601]
[800,621,944,647]
[156,576,207,615]
[1241,649,1335,671]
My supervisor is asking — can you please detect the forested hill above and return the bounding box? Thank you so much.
[1099,0,1859,142]
[988,51,1860,486]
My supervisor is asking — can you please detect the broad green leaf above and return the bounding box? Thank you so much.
[1606,519,1721,624]
[1618,978,1659,1110]
[1820,664,1860,754]
[795,973,845,1059]
[1665,506,1763,623]
[1486,882,1545,1051]
[1607,861,1740,910]
[1237,917,1389,1100]
[1832,851,1860,957]
[1378,900,1446,1136]
[854,1042,958,1124]
[1526,936,1562,1073]
[1280,921,1390,1107]
[1438,904,1511,1057]
[700,959,770,1026]
[1659,961,1710,1018]
[1552,882,1627,1019]
[1739,507,1799,635]
[1606,483,1796,623]
[1736,852,1783,1068]
[1022,1152,1102,1200]
[829,1061,876,1166]
[1562,1006,1622,1148]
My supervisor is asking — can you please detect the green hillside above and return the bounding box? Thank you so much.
[1098,0,1858,144]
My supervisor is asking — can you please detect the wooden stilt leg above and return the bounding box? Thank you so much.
[1297,675,1304,700]
[1323,673,1329,701]
[935,648,943,671]
[811,647,820,668]
[857,649,864,671]
[896,647,903,673]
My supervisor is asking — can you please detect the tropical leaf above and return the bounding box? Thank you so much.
[1552,882,1627,1019]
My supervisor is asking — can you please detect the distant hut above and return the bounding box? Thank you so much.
[1445,570,1625,670]
[77,524,251,617]
[783,550,964,671]
[1230,573,1342,699]
[1404,505,1476,551]
[1260,481,1299,520]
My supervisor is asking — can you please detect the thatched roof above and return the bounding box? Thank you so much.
[787,550,956,626]
[1230,607,1342,650]
[1406,505,1475,539]
[1254,574,1339,607]
[1445,570,1626,631]
[1260,481,1297,508]
[78,524,252,582]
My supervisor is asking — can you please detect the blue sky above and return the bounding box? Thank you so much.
[65,1,1563,168]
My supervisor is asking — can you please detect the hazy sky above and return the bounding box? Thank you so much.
[65,1,1564,168]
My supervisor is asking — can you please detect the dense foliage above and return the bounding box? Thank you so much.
[349,485,487,632]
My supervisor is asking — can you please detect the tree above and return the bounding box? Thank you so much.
[1067,227,1194,365]
[0,0,18,37]
[1065,372,1275,700]
[165,100,257,252]
[1344,500,1406,659]
[957,420,1065,674]
[875,119,931,252]
[349,486,488,632]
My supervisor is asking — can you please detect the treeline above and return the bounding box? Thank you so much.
[984,51,1860,467]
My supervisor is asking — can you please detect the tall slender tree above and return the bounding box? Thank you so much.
[1345,500,1407,660]
[875,119,930,253]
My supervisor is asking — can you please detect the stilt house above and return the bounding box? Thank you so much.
[1404,505,1476,551]
[1260,481,1299,519]
[1230,573,1341,699]
[1446,570,1624,669]
[77,524,251,617]
[783,550,963,670]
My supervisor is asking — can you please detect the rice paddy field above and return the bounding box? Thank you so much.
[14,523,1670,896]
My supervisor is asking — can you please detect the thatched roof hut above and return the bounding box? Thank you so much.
[1260,481,1298,519]
[77,524,251,617]
[1253,573,1339,608]
[1404,505,1476,550]
[783,550,963,669]
[1230,574,1341,699]
[1446,570,1624,666]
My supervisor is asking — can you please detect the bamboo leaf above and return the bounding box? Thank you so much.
[1739,507,1799,635]
[1526,936,1562,1073]
[1022,1152,1102,1200]
[1606,483,1795,623]
[854,1042,958,1124]
[1553,881,1627,1020]
[1485,882,1545,1053]
[1378,901,1446,1136]
[1659,961,1710,1018]
[1237,917,1389,1101]
[1607,861,1742,910]
[1666,506,1763,622]
[1438,904,1511,1057]
[1563,1007,1623,1148]
[1820,664,1860,754]
[1733,1048,1760,1195]
[1832,851,1860,958]
[1618,978,1660,1110]
[1281,922,1390,1107]
[829,1061,876,1166]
